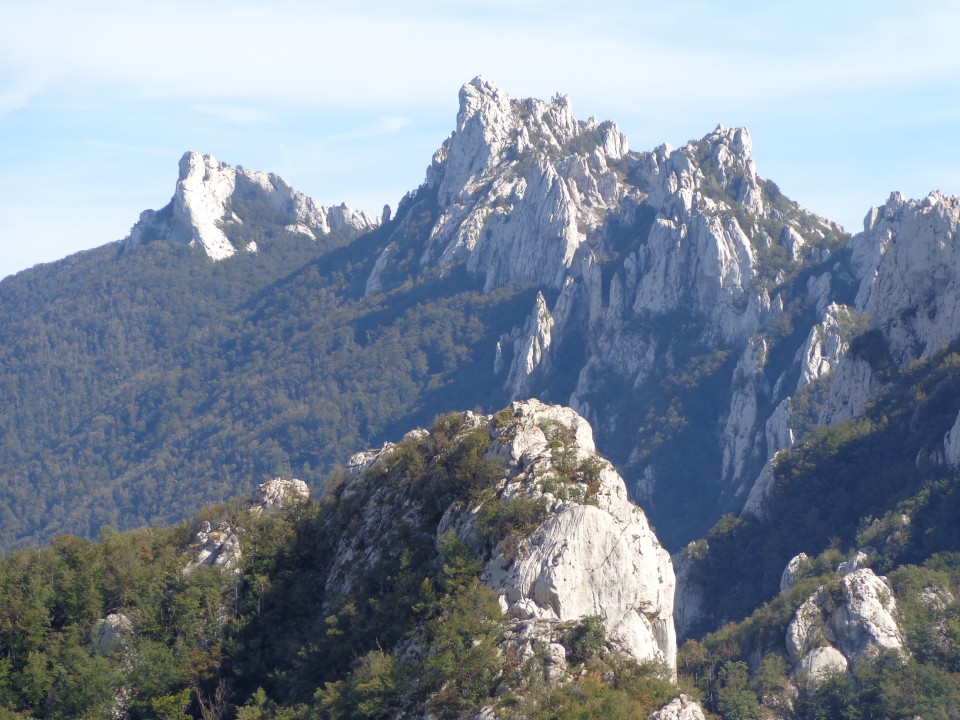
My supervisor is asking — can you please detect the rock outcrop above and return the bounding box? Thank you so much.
[249,477,310,516]
[182,520,243,574]
[329,399,677,675]
[780,552,810,593]
[90,612,133,655]
[786,567,905,675]
[414,76,628,292]
[181,477,310,574]
[647,694,707,720]
[367,77,851,546]
[127,152,376,260]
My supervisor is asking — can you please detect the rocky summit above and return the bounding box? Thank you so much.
[127,150,377,259]
[332,399,676,674]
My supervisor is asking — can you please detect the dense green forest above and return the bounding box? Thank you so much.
[5,392,960,719]
[0,190,538,550]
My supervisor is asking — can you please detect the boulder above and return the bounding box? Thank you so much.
[90,612,133,654]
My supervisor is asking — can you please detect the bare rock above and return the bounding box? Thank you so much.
[90,612,133,654]
[249,477,309,516]
[182,520,242,575]
[647,694,707,720]
[786,568,904,670]
[780,553,810,593]
[128,152,376,261]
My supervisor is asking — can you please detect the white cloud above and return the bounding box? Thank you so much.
[333,116,411,141]
[191,104,277,125]
[0,72,47,117]
[0,1,954,116]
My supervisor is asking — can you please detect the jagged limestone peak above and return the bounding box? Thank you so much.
[127,151,376,261]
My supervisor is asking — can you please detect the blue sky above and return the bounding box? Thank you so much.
[2,0,959,280]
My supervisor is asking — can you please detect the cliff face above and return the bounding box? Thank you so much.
[365,78,960,551]
[366,77,851,545]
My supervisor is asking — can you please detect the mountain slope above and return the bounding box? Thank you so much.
[0,402,686,719]
[1,77,959,560]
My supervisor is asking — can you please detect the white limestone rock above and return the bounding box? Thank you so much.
[328,399,676,676]
[943,409,960,466]
[128,151,376,261]
[818,190,960,428]
[798,304,856,388]
[249,477,309,516]
[786,568,904,670]
[720,338,766,487]
[801,646,849,684]
[818,356,883,426]
[672,546,706,639]
[476,401,676,672]
[90,612,133,654]
[182,520,242,575]
[853,191,960,361]
[379,76,632,293]
[780,552,810,593]
[647,694,707,720]
[741,454,779,519]
[837,550,871,576]
[504,292,554,399]
[740,396,795,518]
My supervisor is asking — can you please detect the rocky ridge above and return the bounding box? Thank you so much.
[385,78,960,551]
[367,76,851,545]
[332,399,677,676]
[745,190,960,516]
[127,151,376,260]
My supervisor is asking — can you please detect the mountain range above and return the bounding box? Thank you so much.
[1,76,960,718]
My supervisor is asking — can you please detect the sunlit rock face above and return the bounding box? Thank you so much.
[786,567,905,674]
[128,151,376,260]
[327,399,677,675]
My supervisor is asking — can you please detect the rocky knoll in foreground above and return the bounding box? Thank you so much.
[335,398,677,675]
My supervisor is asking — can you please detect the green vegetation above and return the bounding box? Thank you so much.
[0,190,538,551]
[577,312,739,547]
[681,554,960,719]
[0,411,679,719]
[677,343,960,717]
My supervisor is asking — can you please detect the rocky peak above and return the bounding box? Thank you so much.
[127,151,376,261]
[642,125,763,219]
[431,76,516,206]
[407,77,631,291]
[325,399,677,674]
[852,190,960,363]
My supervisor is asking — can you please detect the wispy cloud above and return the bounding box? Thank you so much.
[333,116,411,141]
[0,72,46,117]
[191,104,277,126]
[1,2,958,115]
